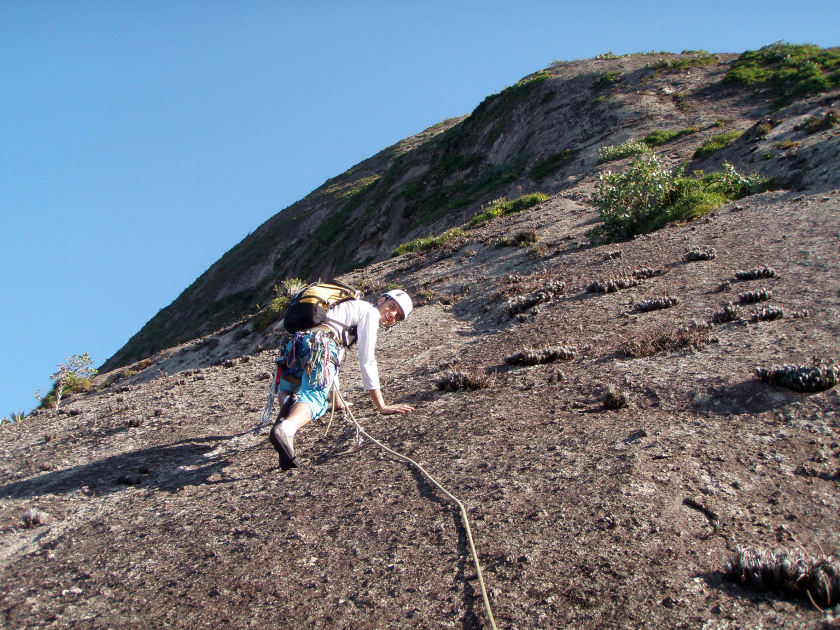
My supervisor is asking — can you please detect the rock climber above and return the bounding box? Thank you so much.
[269,289,414,470]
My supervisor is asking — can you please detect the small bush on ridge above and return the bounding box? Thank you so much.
[598,141,649,164]
[652,52,718,74]
[797,109,839,134]
[592,154,768,240]
[35,353,98,410]
[254,293,290,331]
[724,42,840,106]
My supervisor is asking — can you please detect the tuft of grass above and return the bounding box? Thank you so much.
[592,154,768,240]
[652,52,718,74]
[636,296,680,312]
[22,508,49,528]
[497,229,539,248]
[323,175,381,199]
[598,141,649,164]
[587,277,638,293]
[735,266,777,280]
[773,139,800,150]
[603,386,629,409]
[391,227,465,257]
[280,277,307,297]
[684,247,716,261]
[467,193,548,228]
[641,126,699,147]
[507,281,566,314]
[796,109,840,134]
[504,346,576,366]
[752,306,784,322]
[755,120,774,138]
[712,302,743,323]
[622,323,716,357]
[3,411,26,425]
[436,369,492,392]
[739,289,773,303]
[592,72,621,89]
[693,130,745,160]
[530,150,575,180]
[724,42,840,107]
[254,295,290,331]
[725,545,840,607]
[756,359,838,392]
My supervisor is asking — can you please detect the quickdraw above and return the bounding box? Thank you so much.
[305,331,333,388]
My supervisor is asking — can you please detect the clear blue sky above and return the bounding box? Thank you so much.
[1,1,837,414]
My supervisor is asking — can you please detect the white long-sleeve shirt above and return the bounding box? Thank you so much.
[323,299,381,391]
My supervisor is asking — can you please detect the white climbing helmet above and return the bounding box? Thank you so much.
[383,289,413,320]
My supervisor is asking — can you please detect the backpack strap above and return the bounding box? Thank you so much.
[324,317,358,348]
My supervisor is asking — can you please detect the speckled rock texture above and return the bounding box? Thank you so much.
[3,51,840,629]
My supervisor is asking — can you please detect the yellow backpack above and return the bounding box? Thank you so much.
[282,280,360,334]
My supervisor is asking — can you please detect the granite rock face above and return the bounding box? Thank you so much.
[3,49,840,629]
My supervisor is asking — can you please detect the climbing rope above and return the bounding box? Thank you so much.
[333,388,499,630]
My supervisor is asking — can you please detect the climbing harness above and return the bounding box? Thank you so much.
[332,387,499,630]
[260,330,337,424]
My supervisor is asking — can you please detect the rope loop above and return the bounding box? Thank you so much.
[334,389,498,630]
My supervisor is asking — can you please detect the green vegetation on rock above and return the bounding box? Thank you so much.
[797,109,840,134]
[598,141,649,164]
[693,130,745,160]
[254,295,290,331]
[725,42,840,106]
[497,229,539,248]
[467,193,548,228]
[592,72,621,89]
[592,154,769,240]
[652,51,718,74]
[36,353,98,410]
[641,126,699,147]
[391,228,465,258]
[390,192,548,257]
[530,150,575,180]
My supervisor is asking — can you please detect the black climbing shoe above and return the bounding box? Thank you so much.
[268,419,282,451]
[270,423,298,470]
